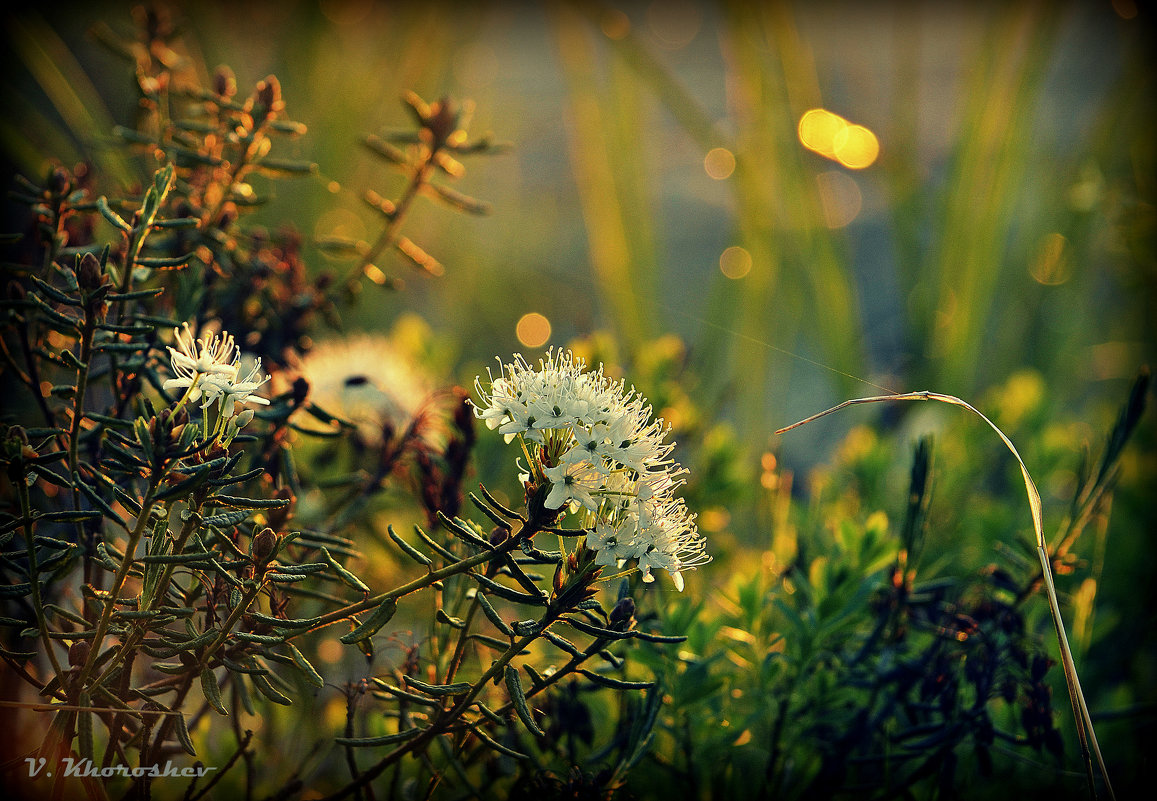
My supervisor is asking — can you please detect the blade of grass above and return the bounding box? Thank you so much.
[926,5,1062,391]
[552,3,658,346]
[7,12,134,186]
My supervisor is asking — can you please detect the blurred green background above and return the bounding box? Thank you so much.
[6,1,1151,434]
[3,0,1155,795]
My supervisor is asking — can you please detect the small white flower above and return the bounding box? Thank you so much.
[587,519,638,568]
[164,323,268,439]
[162,323,240,403]
[542,456,603,512]
[201,359,270,420]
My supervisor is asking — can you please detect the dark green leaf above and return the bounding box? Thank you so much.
[338,597,397,645]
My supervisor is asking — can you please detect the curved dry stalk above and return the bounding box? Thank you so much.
[777,390,1115,801]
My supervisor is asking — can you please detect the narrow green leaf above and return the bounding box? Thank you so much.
[338,597,397,645]
[468,722,529,760]
[576,668,653,691]
[265,572,310,583]
[541,629,582,658]
[387,525,431,566]
[173,710,197,756]
[203,510,253,528]
[322,547,370,593]
[402,676,471,697]
[210,494,290,510]
[77,692,93,761]
[250,670,292,706]
[96,196,131,232]
[562,616,635,641]
[370,678,439,707]
[467,634,511,652]
[285,642,324,688]
[426,182,491,215]
[475,591,514,636]
[435,609,466,629]
[334,728,422,748]
[504,665,543,737]
[200,669,227,716]
[135,254,194,269]
[470,573,547,606]
[234,667,255,715]
[630,630,688,644]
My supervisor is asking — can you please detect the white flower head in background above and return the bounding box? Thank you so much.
[295,333,433,446]
[472,348,709,591]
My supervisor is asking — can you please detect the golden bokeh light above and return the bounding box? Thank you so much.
[314,206,366,245]
[600,8,631,40]
[646,0,702,48]
[719,246,752,280]
[815,170,863,229]
[516,312,552,347]
[798,108,880,169]
[316,637,344,664]
[833,125,880,169]
[798,109,844,153]
[704,147,736,180]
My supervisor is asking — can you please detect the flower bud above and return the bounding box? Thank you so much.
[425,96,459,150]
[47,166,72,197]
[609,597,636,630]
[488,526,510,547]
[213,66,237,99]
[68,640,91,668]
[252,527,279,564]
[6,425,29,447]
[77,252,103,291]
[255,75,282,118]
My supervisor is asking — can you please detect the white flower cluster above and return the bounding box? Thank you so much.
[472,349,709,591]
[163,324,269,435]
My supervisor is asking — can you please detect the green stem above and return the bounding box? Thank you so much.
[72,487,160,693]
[196,580,266,672]
[88,500,205,691]
[17,472,67,684]
[300,527,526,637]
[132,578,265,787]
[319,625,547,801]
[341,151,437,294]
[441,595,482,686]
[69,303,98,586]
